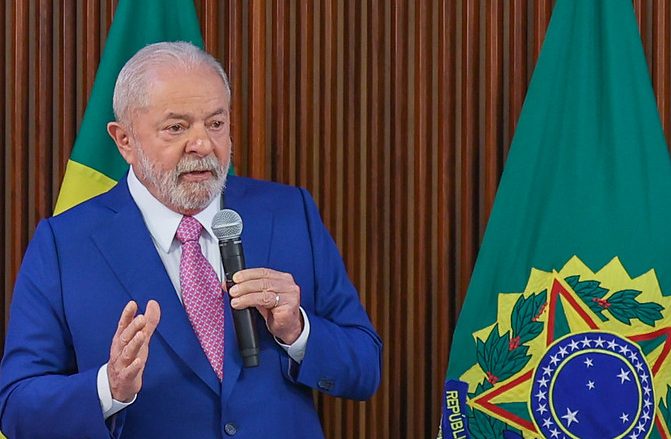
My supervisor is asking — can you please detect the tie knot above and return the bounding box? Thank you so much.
[176,216,203,244]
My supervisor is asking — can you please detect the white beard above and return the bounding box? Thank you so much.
[134,144,229,212]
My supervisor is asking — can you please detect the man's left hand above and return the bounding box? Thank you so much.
[228,268,303,344]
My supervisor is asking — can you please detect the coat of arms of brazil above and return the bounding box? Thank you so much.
[440,257,671,439]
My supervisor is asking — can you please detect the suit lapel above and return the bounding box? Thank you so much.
[225,177,274,269]
[220,177,274,403]
[91,180,221,396]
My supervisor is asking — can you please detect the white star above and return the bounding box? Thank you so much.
[628,432,639,439]
[542,365,553,376]
[586,380,595,390]
[584,357,593,368]
[644,400,652,410]
[620,412,630,423]
[635,362,644,372]
[619,344,631,355]
[561,407,579,427]
[580,336,591,347]
[641,373,648,383]
[542,417,553,428]
[550,427,560,438]
[628,352,637,362]
[569,340,580,351]
[538,376,549,388]
[535,389,547,401]
[643,385,651,395]
[550,354,561,366]
[607,339,617,349]
[558,346,569,357]
[642,410,650,421]
[636,422,646,433]
[617,368,631,384]
[594,337,605,347]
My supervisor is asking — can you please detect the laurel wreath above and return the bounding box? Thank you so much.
[462,275,665,438]
[466,290,548,438]
[661,386,671,432]
[564,275,664,327]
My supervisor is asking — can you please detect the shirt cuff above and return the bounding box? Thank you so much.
[97,363,137,419]
[275,307,310,363]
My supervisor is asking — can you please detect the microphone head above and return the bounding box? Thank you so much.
[212,209,243,240]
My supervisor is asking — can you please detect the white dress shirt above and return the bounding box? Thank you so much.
[98,167,310,418]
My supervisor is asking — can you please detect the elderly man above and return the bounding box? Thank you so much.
[0,42,381,438]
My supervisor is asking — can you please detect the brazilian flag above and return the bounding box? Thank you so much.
[54,0,204,214]
[440,1,671,438]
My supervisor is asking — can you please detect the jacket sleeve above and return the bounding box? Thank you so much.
[288,188,382,400]
[0,220,120,439]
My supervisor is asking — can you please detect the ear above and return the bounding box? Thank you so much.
[107,121,135,164]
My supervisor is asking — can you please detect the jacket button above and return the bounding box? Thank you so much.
[224,423,237,436]
[318,379,334,391]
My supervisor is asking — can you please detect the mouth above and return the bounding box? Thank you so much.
[179,170,214,182]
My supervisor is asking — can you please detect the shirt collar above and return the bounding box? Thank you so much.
[127,166,221,253]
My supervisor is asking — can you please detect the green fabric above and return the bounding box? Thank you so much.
[443,1,671,438]
[69,0,204,180]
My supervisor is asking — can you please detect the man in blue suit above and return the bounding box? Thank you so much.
[0,42,382,438]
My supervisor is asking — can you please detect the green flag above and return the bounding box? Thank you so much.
[54,0,204,214]
[440,1,671,438]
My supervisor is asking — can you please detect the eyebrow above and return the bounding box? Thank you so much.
[207,108,227,118]
[163,108,228,121]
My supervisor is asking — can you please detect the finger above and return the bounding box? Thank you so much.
[232,268,293,284]
[118,314,147,347]
[113,301,138,338]
[110,314,147,364]
[231,290,278,310]
[229,277,299,299]
[143,300,161,336]
[136,338,150,362]
[229,278,275,298]
[119,330,146,366]
[110,301,138,354]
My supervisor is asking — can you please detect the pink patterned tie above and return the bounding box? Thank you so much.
[176,216,224,381]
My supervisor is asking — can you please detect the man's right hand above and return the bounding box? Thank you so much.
[107,300,161,402]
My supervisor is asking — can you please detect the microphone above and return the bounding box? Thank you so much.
[212,209,260,368]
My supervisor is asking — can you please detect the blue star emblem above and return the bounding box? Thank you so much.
[530,332,654,438]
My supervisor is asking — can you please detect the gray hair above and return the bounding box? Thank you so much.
[112,41,231,124]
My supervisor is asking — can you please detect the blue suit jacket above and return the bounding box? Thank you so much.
[0,175,382,438]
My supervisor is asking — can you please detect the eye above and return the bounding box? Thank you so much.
[165,124,184,133]
[209,120,226,130]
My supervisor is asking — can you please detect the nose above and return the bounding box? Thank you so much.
[185,125,213,156]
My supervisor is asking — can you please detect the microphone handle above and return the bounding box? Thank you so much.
[220,239,260,368]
